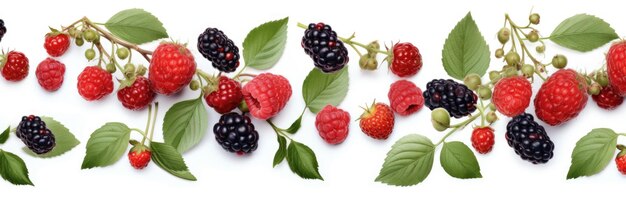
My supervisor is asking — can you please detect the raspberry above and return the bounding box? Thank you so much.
[389,42,422,77]
[616,151,626,175]
[16,115,56,154]
[0,19,5,42]
[128,145,151,170]
[607,41,626,96]
[423,79,478,118]
[1,51,29,81]
[204,76,243,114]
[213,112,259,155]
[77,66,114,101]
[197,28,240,73]
[359,102,395,140]
[148,43,196,95]
[117,76,155,110]
[44,33,71,57]
[471,127,495,154]
[315,105,350,144]
[505,113,554,164]
[534,69,588,126]
[492,76,532,117]
[242,73,292,120]
[35,58,65,91]
[593,85,624,110]
[301,23,349,73]
[388,80,424,116]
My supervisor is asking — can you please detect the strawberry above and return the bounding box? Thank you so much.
[44,32,71,57]
[492,76,532,117]
[128,144,151,170]
[607,41,626,96]
[359,102,395,140]
[534,69,588,126]
[148,43,196,95]
[1,51,29,81]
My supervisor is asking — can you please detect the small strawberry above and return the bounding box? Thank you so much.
[534,69,588,126]
[205,76,243,114]
[1,51,29,81]
[77,66,114,101]
[607,41,626,96]
[492,76,532,117]
[148,42,196,95]
[36,58,65,91]
[128,144,151,170]
[44,32,71,57]
[388,42,422,77]
[359,102,395,140]
[592,85,624,110]
[471,127,495,154]
[117,76,155,110]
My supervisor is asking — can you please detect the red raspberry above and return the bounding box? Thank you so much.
[359,102,395,140]
[534,69,588,126]
[148,43,196,95]
[77,66,114,101]
[592,85,624,110]
[492,76,532,117]
[242,73,292,120]
[315,105,350,144]
[471,127,495,154]
[616,150,626,175]
[117,76,155,110]
[389,42,422,77]
[44,33,70,57]
[35,58,65,91]
[1,51,29,81]
[205,76,243,114]
[388,80,424,116]
[607,41,626,96]
[128,145,151,170]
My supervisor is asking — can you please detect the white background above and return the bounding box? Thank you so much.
[1,0,625,209]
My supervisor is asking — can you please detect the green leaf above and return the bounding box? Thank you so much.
[440,141,482,179]
[549,14,618,52]
[81,123,131,169]
[284,114,303,134]
[441,12,490,80]
[566,128,618,179]
[375,134,435,186]
[0,150,33,185]
[273,136,287,167]
[243,17,289,69]
[0,126,9,144]
[104,8,169,44]
[151,142,196,181]
[302,66,349,113]
[286,141,323,180]
[163,98,208,154]
[23,117,80,158]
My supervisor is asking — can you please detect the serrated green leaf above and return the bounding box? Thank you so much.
[104,8,168,44]
[151,142,196,181]
[286,141,323,180]
[243,17,289,69]
[302,67,349,113]
[442,12,490,80]
[81,123,131,169]
[163,98,208,154]
[23,117,80,158]
[549,14,618,52]
[375,134,435,186]
[273,136,287,167]
[440,141,482,179]
[0,150,33,185]
[567,128,618,179]
[284,114,303,134]
[0,126,9,144]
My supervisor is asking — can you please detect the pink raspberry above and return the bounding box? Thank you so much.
[242,73,292,120]
[315,105,350,144]
[388,80,424,116]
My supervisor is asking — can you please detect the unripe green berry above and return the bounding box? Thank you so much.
[106,63,116,73]
[596,71,609,87]
[124,63,136,73]
[536,45,545,53]
[68,28,78,38]
[588,83,601,95]
[529,13,540,25]
[495,49,504,58]
[136,65,147,76]
[489,71,501,82]
[189,80,200,91]
[83,29,98,42]
[431,108,450,132]
[504,67,519,77]
[521,64,535,78]
[117,48,130,60]
[75,38,84,46]
[552,54,568,69]
[85,49,96,61]
[498,28,510,44]
[488,103,496,111]
[527,31,539,42]
[464,73,482,90]
[366,41,380,55]
[359,56,378,70]
[486,111,498,124]
[478,86,492,100]
[505,51,520,66]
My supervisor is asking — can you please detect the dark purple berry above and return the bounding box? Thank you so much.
[423,79,478,118]
[213,112,259,155]
[506,113,554,164]
[301,22,349,73]
[16,115,56,154]
[197,27,240,73]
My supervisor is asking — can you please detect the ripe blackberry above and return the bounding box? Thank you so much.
[213,112,259,155]
[301,23,349,73]
[16,115,56,154]
[0,19,5,42]
[423,79,478,118]
[197,28,240,73]
[505,113,554,164]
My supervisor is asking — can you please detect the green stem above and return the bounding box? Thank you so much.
[140,104,153,145]
[267,120,295,142]
[131,128,153,143]
[479,100,486,126]
[233,65,249,79]
[436,113,481,146]
[149,102,159,142]
[81,17,153,61]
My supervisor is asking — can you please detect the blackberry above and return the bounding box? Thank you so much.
[0,19,5,42]
[506,113,554,164]
[301,23,349,73]
[213,112,259,155]
[423,79,478,118]
[16,115,56,154]
[197,27,240,73]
